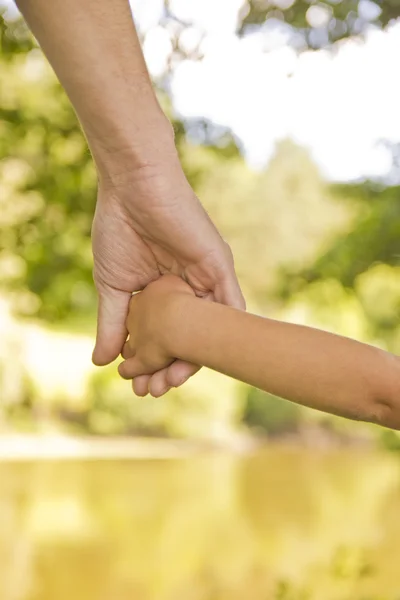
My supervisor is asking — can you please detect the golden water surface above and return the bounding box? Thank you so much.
[1,447,400,600]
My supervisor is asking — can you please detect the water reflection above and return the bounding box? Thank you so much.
[0,447,399,600]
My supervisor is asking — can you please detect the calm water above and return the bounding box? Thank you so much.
[1,447,400,600]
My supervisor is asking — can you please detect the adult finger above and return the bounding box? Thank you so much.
[214,246,246,310]
[216,272,246,310]
[92,286,131,366]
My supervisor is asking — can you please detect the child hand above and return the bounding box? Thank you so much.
[118,275,195,395]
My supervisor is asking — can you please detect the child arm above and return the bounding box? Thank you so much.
[170,297,400,427]
[120,276,400,429]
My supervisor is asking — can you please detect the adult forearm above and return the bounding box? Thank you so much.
[16,0,174,177]
[168,297,400,427]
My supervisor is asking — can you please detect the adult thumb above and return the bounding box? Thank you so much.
[215,271,246,311]
[92,286,131,366]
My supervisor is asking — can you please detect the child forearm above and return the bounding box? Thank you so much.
[167,295,400,428]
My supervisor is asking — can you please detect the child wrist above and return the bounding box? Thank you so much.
[161,292,191,358]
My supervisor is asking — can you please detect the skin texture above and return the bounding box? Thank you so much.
[16,0,245,397]
[120,276,400,430]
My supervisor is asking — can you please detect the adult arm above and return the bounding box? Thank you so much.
[16,0,170,172]
[16,0,245,397]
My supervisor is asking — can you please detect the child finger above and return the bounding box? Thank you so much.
[148,368,172,398]
[166,360,200,388]
[118,356,147,380]
[132,375,150,397]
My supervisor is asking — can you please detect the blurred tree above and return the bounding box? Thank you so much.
[243,387,301,435]
[188,138,349,307]
[290,181,400,288]
[160,0,400,56]
[279,178,400,350]
[237,0,400,47]
[0,9,348,322]
[0,11,96,322]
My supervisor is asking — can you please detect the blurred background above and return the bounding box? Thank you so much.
[2,0,400,598]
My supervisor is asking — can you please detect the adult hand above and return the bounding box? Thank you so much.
[92,147,245,397]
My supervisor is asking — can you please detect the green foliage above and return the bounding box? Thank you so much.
[0,5,32,55]
[238,0,400,47]
[378,429,400,452]
[162,0,400,52]
[295,183,400,289]
[184,138,349,307]
[274,580,311,600]
[244,387,302,435]
[279,178,400,355]
[0,12,96,321]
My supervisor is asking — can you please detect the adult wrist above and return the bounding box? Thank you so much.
[89,110,177,185]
